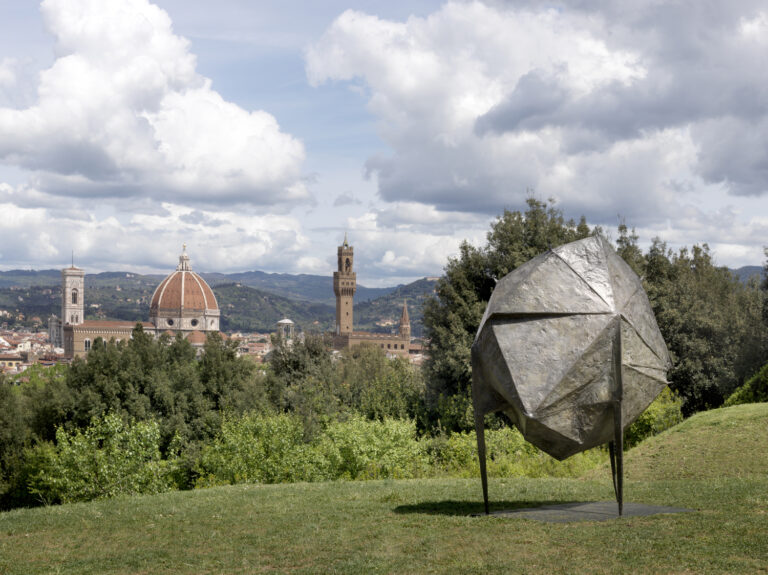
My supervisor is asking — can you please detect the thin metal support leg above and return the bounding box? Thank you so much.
[608,440,618,501]
[475,410,489,515]
[611,316,624,517]
[614,401,624,516]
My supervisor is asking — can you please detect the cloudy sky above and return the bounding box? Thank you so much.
[0,0,766,286]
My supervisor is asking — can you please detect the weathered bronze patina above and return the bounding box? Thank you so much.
[471,235,671,515]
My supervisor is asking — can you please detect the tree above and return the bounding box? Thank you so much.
[265,334,338,437]
[616,221,645,277]
[336,344,424,421]
[762,247,768,360]
[642,242,764,415]
[422,198,593,431]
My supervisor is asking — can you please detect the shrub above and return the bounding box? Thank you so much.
[624,387,684,448]
[320,416,428,480]
[425,426,601,479]
[25,413,179,504]
[724,362,768,406]
[195,412,330,487]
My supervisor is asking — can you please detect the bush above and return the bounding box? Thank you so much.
[426,426,602,479]
[195,412,330,487]
[624,387,684,448]
[25,413,179,504]
[196,413,429,486]
[724,362,768,406]
[320,416,428,480]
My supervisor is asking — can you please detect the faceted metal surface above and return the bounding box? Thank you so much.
[471,235,671,460]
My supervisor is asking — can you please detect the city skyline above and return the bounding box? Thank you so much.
[1,0,767,286]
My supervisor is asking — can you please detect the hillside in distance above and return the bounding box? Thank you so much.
[732,265,764,284]
[201,271,391,305]
[0,269,61,289]
[0,269,393,305]
[354,278,437,338]
[0,269,436,336]
[213,283,335,333]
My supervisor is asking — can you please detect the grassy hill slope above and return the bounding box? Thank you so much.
[1,404,766,574]
[620,403,768,480]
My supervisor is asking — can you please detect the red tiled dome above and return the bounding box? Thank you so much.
[150,248,218,314]
[150,269,218,313]
[149,246,221,333]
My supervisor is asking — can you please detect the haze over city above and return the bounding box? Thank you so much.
[0,0,766,286]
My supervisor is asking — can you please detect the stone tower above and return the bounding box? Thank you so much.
[333,234,356,335]
[61,266,85,326]
[399,300,411,341]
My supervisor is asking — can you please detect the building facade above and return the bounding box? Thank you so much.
[58,246,220,358]
[331,237,411,358]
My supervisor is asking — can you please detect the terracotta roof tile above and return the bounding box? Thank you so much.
[150,270,218,312]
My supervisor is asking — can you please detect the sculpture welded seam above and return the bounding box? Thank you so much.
[471,235,671,516]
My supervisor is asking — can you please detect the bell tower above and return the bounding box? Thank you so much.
[399,300,411,341]
[333,234,356,335]
[62,265,85,326]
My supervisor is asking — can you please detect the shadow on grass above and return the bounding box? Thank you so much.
[393,500,579,516]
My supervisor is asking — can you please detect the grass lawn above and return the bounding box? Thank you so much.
[1,405,767,574]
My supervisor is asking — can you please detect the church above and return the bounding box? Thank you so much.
[51,246,220,357]
[331,236,411,358]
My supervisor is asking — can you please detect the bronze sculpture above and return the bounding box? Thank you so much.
[471,235,671,515]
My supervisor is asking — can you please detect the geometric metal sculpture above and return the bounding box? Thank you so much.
[471,236,671,515]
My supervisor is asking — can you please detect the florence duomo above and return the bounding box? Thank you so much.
[49,246,221,357]
[47,238,413,359]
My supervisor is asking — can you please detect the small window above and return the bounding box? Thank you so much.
[191,319,198,327]
[72,289,78,305]
[387,344,391,349]
[84,339,91,352]
[167,319,174,326]
[401,344,405,349]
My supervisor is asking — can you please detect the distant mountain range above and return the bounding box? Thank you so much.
[0,269,437,336]
[732,266,764,284]
[0,269,391,304]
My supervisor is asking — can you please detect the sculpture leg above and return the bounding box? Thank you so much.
[611,316,624,517]
[613,401,624,516]
[608,441,618,501]
[474,410,489,515]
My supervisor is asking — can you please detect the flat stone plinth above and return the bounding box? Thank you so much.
[475,501,694,523]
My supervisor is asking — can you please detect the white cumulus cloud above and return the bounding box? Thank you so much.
[307,0,768,234]
[0,0,307,206]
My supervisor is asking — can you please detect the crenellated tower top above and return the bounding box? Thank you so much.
[333,235,356,335]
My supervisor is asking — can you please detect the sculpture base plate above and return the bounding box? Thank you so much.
[475,501,693,523]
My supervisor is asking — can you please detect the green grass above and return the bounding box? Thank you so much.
[2,404,767,574]
[610,403,768,481]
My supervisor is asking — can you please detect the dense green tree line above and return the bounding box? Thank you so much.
[0,327,262,506]
[0,329,425,508]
